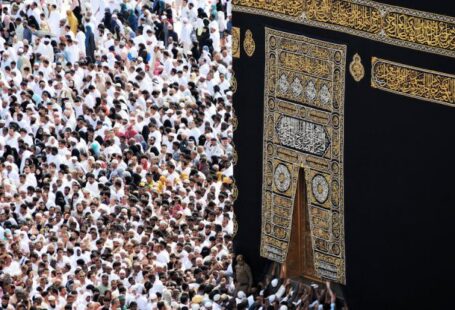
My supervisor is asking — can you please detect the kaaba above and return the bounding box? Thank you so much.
[231,1,455,309]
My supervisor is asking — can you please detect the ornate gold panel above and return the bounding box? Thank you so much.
[233,0,455,58]
[232,27,241,58]
[371,57,455,107]
[260,28,346,284]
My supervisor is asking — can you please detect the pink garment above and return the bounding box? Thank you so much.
[153,60,164,76]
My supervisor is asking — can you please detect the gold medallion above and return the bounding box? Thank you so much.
[349,53,365,82]
[243,29,256,57]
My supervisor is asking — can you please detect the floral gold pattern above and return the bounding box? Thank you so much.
[274,163,292,192]
[260,28,346,284]
[243,29,256,57]
[232,27,241,58]
[233,0,455,58]
[349,53,365,82]
[312,174,330,204]
[371,57,455,107]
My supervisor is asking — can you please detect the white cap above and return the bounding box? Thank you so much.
[271,278,278,287]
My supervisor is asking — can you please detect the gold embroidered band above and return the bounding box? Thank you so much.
[233,0,455,58]
[371,57,455,107]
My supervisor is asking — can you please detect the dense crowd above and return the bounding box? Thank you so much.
[0,0,234,308]
[0,0,345,309]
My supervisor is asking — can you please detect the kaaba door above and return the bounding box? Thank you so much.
[284,169,320,281]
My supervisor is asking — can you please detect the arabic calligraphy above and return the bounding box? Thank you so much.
[279,51,332,78]
[233,0,304,17]
[371,57,455,107]
[233,0,455,58]
[275,115,331,156]
[383,12,455,51]
[305,0,382,34]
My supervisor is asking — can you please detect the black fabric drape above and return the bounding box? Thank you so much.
[233,1,455,308]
